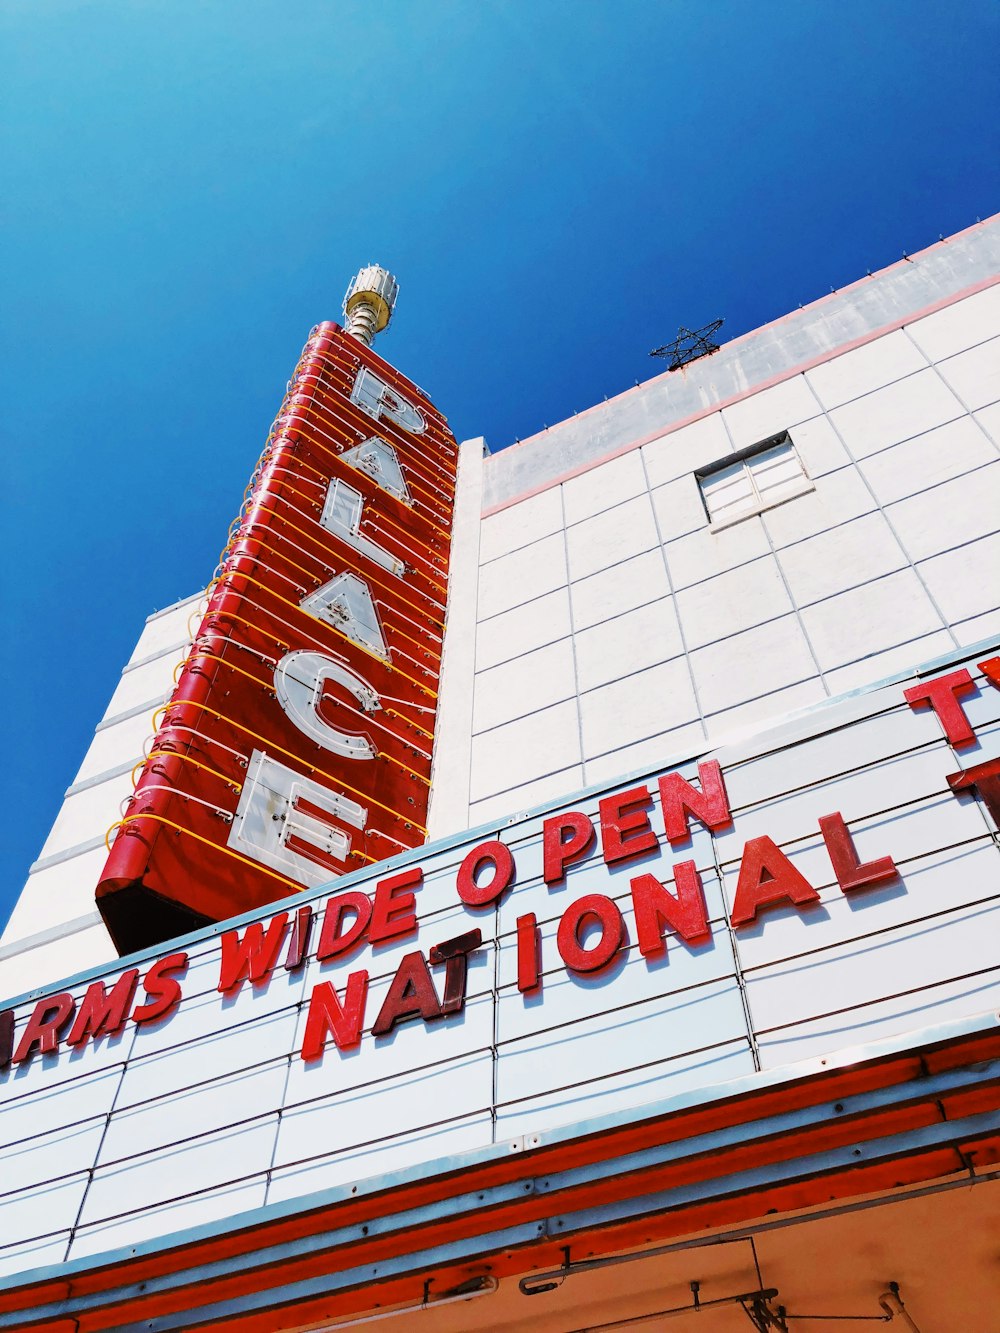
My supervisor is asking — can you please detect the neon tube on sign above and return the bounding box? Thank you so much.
[95,324,459,955]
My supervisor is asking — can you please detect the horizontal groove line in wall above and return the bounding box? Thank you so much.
[94,694,168,733]
[120,637,192,676]
[755,960,1000,1040]
[0,910,107,966]
[64,757,142,798]
[493,1034,753,1114]
[740,886,1000,981]
[28,835,111,874]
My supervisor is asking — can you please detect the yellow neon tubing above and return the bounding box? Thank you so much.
[385,707,433,741]
[301,387,457,497]
[150,699,429,834]
[222,545,441,671]
[133,749,242,793]
[222,540,442,667]
[200,577,437,732]
[279,408,452,540]
[106,813,303,892]
[198,606,291,656]
[193,629,434,758]
[185,638,432,765]
[230,488,447,620]
[216,568,438,701]
[302,354,460,465]
[262,464,449,574]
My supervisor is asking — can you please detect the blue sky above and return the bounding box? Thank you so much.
[1,1,998,934]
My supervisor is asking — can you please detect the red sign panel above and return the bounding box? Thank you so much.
[96,323,458,953]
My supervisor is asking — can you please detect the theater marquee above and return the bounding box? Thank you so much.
[5,650,998,1076]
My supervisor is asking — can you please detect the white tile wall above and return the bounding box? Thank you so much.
[563,450,647,525]
[975,400,1000,445]
[579,657,698,758]
[822,632,956,694]
[857,415,998,506]
[663,514,770,592]
[805,330,927,408]
[799,569,945,673]
[574,600,682,693]
[468,762,585,824]
[473,638,577,732]
[478,486,564,563]
[762,467,876,547]
[776,512,906,606]
[469,699,581,803]
[885,461,1000,562]
[704,678,828,739]
[129,595,203,662]
[691,616,819,716]
[649,473,712,540]
[582,722,706,785]
[917,532,1000,626]
[786,415,852,478]
[953,608,1000,647]
[566,494,660,581]
[936,335,1000,411]
[570,549,671,631]
[641,413,731,489]
[477,531,568,620]
[674,559,794,649]
[722,376,818,449]
[829,369,964,458]
[476,587,572,671]
[906,283,1000,362]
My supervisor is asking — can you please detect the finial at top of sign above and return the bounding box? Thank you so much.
[343,265,399,346]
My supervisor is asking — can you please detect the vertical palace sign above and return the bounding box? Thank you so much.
[96,322,458,953]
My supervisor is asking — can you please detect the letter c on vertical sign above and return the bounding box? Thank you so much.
[274,650,379,759]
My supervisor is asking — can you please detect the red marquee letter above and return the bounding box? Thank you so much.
[372,952,443,1036]
[819,812,897,892]
[317,890,373,961]
[659,760,732,845]
[284,905,313,972]
[543,811,596,884]
[630,862,711,958]
[730,838,820,927]
[369,868,421,945]
[516,913,541,994]
[457,840,515,908]
[903,669,977,748]
[300,971,369,1061]
[13,993,75,1064]
[218,913,289,995]
[599,786,658,866]
[67,970,140,1048]
[132,952,188,1025]
[429,930,482,1014]
[0,1009,13,1071]
[557,895,625,974]
[947,757,1000,832]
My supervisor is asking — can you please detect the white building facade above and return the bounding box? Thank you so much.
[0,217,998,1332]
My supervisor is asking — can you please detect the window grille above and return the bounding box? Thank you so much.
[697,432,813,528]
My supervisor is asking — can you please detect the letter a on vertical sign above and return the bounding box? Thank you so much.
[97,322,458,953]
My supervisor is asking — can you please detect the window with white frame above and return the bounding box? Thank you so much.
[697,432,813,528]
